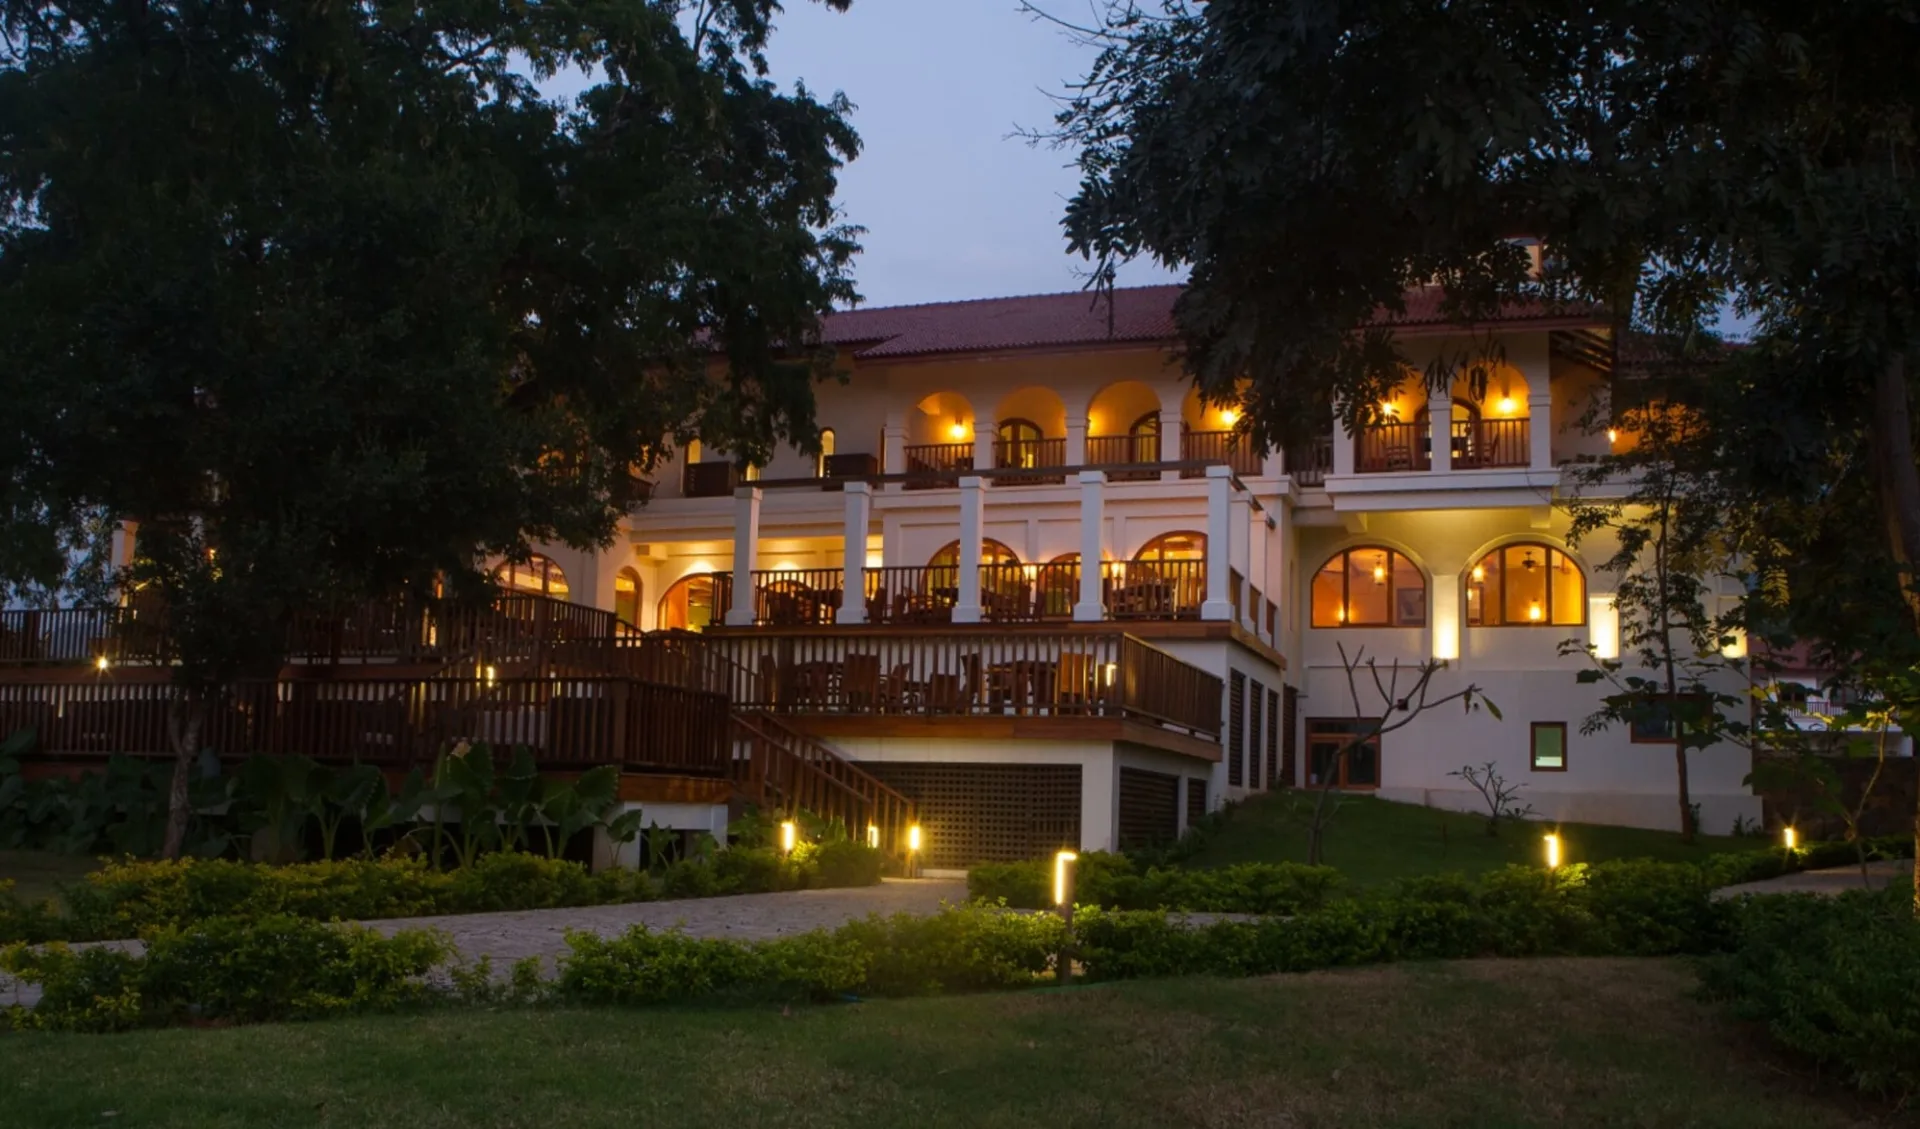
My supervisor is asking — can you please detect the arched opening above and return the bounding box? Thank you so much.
[927,539,1025,609]
[1133,531,1206,563]
[1466,543,1585,626]
[1038,552,1082,618]
[493,554,569,600]
[1310,547,1425,627]
[656,574,718,632]
[1121,531,1207,616]
[613,567,643,630]
[907,392,977,485]
[1088,381,1163,473]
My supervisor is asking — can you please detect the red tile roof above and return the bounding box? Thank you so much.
[821,285,1602,361]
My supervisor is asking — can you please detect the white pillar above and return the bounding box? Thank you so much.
[1202,465,1234,621]
[972,427,996,478]
[954,476,985,623]
[1158,395,1183,482]
[1065,414,1088,468]
[1230,488,1251,629]
[1250,512,1269,638]
[1330,409,1355,476]
[838,482,872,625]
[1429,395,1452,474]
[881,417,907,493]
[1431,571,1461,661]
[1528,390,1554,470]
[1074,471,1107,622]
[724,485,761,626]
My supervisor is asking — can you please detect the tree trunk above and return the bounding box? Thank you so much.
[160,697,204,859]
[1673,739,1694,842]
[1867,350,1920,912]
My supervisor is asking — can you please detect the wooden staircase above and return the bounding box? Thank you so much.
[728,710,916,859]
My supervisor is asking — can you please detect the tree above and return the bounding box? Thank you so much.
[1038,0,1920,907]
[0,0,861,855]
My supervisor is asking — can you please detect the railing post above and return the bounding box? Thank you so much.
[1528,389,1553,470]
[882,415,907,492]
[724,485,762,626]
[1429,397,1452,474]
[954,476,985,623]
[1065,410,1088,468]
[838,482,872,625]
[1330,409,1355,477]
[1202,465,1234,621]
[1074,471,1107,622]
[1159,397,1183,481]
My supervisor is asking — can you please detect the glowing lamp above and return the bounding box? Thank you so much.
[1497,396,1517,415]
[94,655,110,673]
[947,421,969,441]
[1528,602,1544,622]
[1219,408,1241,426]
[483,664,497,685]
[1607,428,1620,444]
[867,824,880,850]
[780,820,797,854]
[1103,662,1118,687]
[1053,850,1079,907]
[907,824,923,853]
[1379,401,1397,417]
[1372,559,1387,585]
[1471,565,1485,583]
[1336,605,1347,623]
[1544,833,1562,870]
[1782,826,1798,851]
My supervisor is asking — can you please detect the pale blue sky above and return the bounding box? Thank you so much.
[551,3,1184,309]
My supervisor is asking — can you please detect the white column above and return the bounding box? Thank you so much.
[837,482,872,625]
[1330,409,1355,476]
[1528,389,1554,470]
[1250,512,1269,638]
[1431,571,1461,661]
[953,476,985,623]
[971,427,996,478]
[1429,395,1452,474]
[881,420,907,493]
[1202,465,1234,621]
[1065,414,1088,468]
[1230,489,1251,629]
[724,485,761,626]
[1074,471,1107,621]
[1158,396,1183,482]
[1267,503,1289,644]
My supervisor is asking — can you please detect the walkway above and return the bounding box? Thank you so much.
[1712,858,1909,900]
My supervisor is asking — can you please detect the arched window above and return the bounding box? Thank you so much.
[1311,547,1425,627]
[493,554,569,600]
[685,439,702,464]
[1466,543,1585,626]
[1127,411,1162,462]
[657,574,717,632]
[614,568,643,629]
[927,539,1022,570]
[1038,552,1081,618]
[927,539,1024,605]
[995,418,1045,468]
[816,429,836,478]
[1133,531,1206,563]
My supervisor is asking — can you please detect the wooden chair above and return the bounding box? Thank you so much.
[1055,652,1097,713]
[842,653,882,711]
[866,585,890,623]
[882,662,927,713]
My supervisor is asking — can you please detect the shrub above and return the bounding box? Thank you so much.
[837,904,1065,996]
[965,860,1050,908]
[1699,884,1920,1101]
[0,880,65,944]
[442,852,623,913]
[968,854,1341,915]
[802,840,886,888]
[3,916,449,1032]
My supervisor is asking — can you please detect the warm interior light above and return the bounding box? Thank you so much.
[907,825,922,852]
[1522,550,1538,572]
[1783,826,1798,851]
[1103,662,1117,687]
[773,561,799,573]
[867,824,880,850]
[1528,602,1544,622]
[483,664,497,685]
[1379,401,1396,417]
[1336,605,1347,623]
[780,820,797,854]
[1544,833,1562,869]
[1372,555,1387,585]
[864,552,884,570]
[1471,564,1486,583]
[1053,850,1079,907]
[1606,428,1619,444]
[947,421,969,441]
[94,655,110,672]
[1497,396,1517,415]
[1022,564,1040,581]
[1219,408,1241,426]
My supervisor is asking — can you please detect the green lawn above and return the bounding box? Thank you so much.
[0,849,100,904]
[1189,793,1757,885]
[1,959,1894,1128]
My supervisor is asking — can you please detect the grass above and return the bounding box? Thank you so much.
[1187,793,1758,886]
[1,959,1897,1128]
[0,849,100,904]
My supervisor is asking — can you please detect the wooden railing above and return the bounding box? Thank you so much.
[1100,560,1204,620]
[1230,569,1245,622]
[1286,436,1333,486]
[705,569,845,627]
[902,442,973,489]
[1453,417,1530,468]
[0,674,731,772]
[1085,434,1162,481]
[682,462,739,498]
[0,608,132,665]
[729,712,917,856]
[974,561,1080,622]
[1355,422,1432,473]
[1180,429,1263,476]
[862,567,956,624]
[992,437,1066,485]
[709,630,1222,738]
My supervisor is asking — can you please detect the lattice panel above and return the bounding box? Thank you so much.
[1266,687,1281,789]
[856,762,1081,869]
[1228,671,1246,786]
[1249,680,1266,790]
[1282,686,1300,788]
[1186,777,1207,827]
[1117,767,1180,849]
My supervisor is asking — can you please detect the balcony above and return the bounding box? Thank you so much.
[1180,428,1262,477]
[902,442,973,490]
[992,436,1067,486]
[1285,436,1333,487]
[1354,419,1530,473]
[821,452,880,487]
[1085,434,1162,482]
[682,462,739,498]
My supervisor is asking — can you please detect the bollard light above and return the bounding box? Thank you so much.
[1543,833,1562,870]
[1053,850,1079,908]
[1783,826,1798,851]
[94,655,110,673]
[780,820,797,854]
[866,823,880,850]
[907,824,922,853]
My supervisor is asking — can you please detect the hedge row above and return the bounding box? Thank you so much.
[967,837,1916,915]
[0,841,885,944]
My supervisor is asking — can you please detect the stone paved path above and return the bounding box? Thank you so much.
[1,879,968,1009]
[1712,859,1909,900]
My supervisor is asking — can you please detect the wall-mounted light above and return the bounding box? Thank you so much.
[1528,602,1544,622]
[948,421,969,441]
[1103,662,1118,687]
[1379,401,1397,418]
[1220,408,1241,426]
[1606,428,1620,444]
[1471,564,1485,583]
[1497,396,1518,415]
[1544,833,1562,870]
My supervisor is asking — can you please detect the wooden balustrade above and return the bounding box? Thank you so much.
[743,569,844,626]
[1180,429,1263,476]
[902,442,973,489]
[1286,435,1333,486]
[729,712,916,854]
[1453,417,1530,468]
[1230,569,1245,621]
[1084,434,1162,481]
[0,608,130,665]
[0,673,730,772]
[1100,560,1204,620]
[1355,422,1432,472]
[861,567,956,624]
[975,562,1078,622]
[708,629,1221,738]
[992,437,1066,484]
[682,462,739,498]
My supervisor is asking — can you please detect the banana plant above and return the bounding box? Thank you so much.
[491,747,545,854]
[359,767,424,860]
[433,741,501,870]
[237,754,321,863]
[312,763,385,861]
